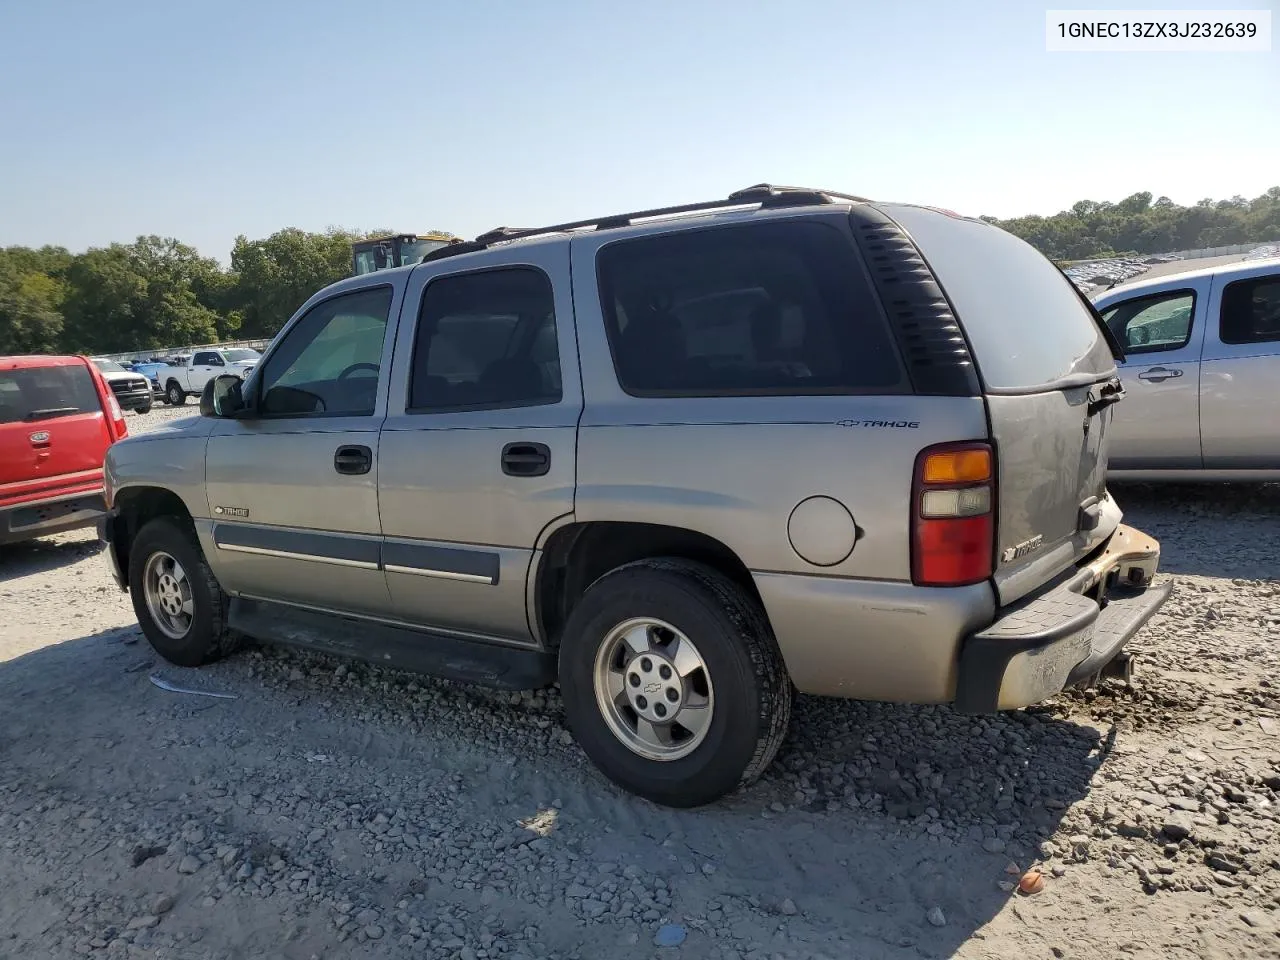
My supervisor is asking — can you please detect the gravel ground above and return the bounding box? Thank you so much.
[1,404,1278,960]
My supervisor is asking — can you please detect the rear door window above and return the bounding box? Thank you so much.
[882,204,1116,392]
[409,267,561,412]
[1220,274,1280,345]
[596,220,906,396]
[0,365,102,424]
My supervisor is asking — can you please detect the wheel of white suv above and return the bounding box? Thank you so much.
[558,559,792,807]
[129,517,238,667]
[165,382,186,405]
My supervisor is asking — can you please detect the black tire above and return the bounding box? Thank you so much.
[128,517,238,667]
[166,381,186,405]
[558,558,792,808]
[137,403,152,415]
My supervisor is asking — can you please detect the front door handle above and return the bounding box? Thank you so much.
[501,442,550,477]
[334,444,372,476]
[1137,366,1182,383]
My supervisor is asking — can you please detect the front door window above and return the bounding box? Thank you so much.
[256,287,393,417]
[1100,291,1195,354]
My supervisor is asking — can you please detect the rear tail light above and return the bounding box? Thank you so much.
[107,395,128,440]
[911,441,995,587]
[82,358,129,441]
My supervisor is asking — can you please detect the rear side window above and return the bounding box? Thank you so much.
[883,205,1116,392]
[1220,274,1280,345]
[596,220,906,396]
[0,365,102,424]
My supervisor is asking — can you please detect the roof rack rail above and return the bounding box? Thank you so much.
[728,183,870,205]
[420,183,867,264]
[474,226,537,244]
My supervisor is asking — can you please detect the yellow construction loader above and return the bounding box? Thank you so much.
[350,232,459,275]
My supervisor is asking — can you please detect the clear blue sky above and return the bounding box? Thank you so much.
[1,0,1276,263]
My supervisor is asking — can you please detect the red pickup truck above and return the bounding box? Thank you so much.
[0,355,129,545]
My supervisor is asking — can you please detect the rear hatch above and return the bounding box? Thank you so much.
[880,205,1124,605]
[0,360,114,506]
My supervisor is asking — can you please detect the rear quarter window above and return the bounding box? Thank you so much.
[0,364,102,424]
[596,219,907,397]
[882,205,1116,392]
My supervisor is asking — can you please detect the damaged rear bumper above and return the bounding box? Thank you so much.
[954,524,1171,713]
[0,489,106,546]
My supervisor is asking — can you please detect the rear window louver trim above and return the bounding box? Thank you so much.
[850,207,981,397]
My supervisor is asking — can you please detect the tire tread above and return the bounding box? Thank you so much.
[561,557,792,805]
[130,517,238,665]
[608,558,792,788]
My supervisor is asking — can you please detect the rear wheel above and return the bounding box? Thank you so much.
[165,382,186,405]
[559,559,791,807]
[129,517,237,667]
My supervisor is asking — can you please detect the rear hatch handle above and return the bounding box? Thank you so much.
[1087,377,1125,418]
[1078,495,1103,533]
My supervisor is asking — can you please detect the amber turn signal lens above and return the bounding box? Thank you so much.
[922,448,992,485]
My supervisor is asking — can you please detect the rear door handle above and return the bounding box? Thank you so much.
[334,444,373,476]
[501,442,550,477]
[1137,366,1182,382]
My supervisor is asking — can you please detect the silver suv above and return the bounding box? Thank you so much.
[100,184,1171,807]
[1093,256,1280,480]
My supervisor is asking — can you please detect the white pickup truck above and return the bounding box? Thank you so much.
[158,349,260,406]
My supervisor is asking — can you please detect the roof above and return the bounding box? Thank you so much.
[420,183,872,265]
[0,355,90,371]
[1092,255,1280,301]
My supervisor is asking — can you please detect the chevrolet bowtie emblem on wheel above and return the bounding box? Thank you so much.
[644,682,662,695]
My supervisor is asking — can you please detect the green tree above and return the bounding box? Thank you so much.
[229,228,364,338]
[0,255,66,353]
[60,237,219,353]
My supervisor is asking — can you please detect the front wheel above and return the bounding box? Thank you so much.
[558,559,792,808]
[165,382,186,405]
[128,517,238,667]
[137,403,152,415]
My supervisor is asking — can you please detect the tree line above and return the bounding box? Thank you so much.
[989,187,1280,262]
[3,187,1280,356]
[0,228,389,356]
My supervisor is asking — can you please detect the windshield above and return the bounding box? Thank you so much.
[399,239,452,266]
[223,349,260,362]
[92,359,127,373]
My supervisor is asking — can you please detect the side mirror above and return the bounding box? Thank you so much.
[200,375,248,418]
